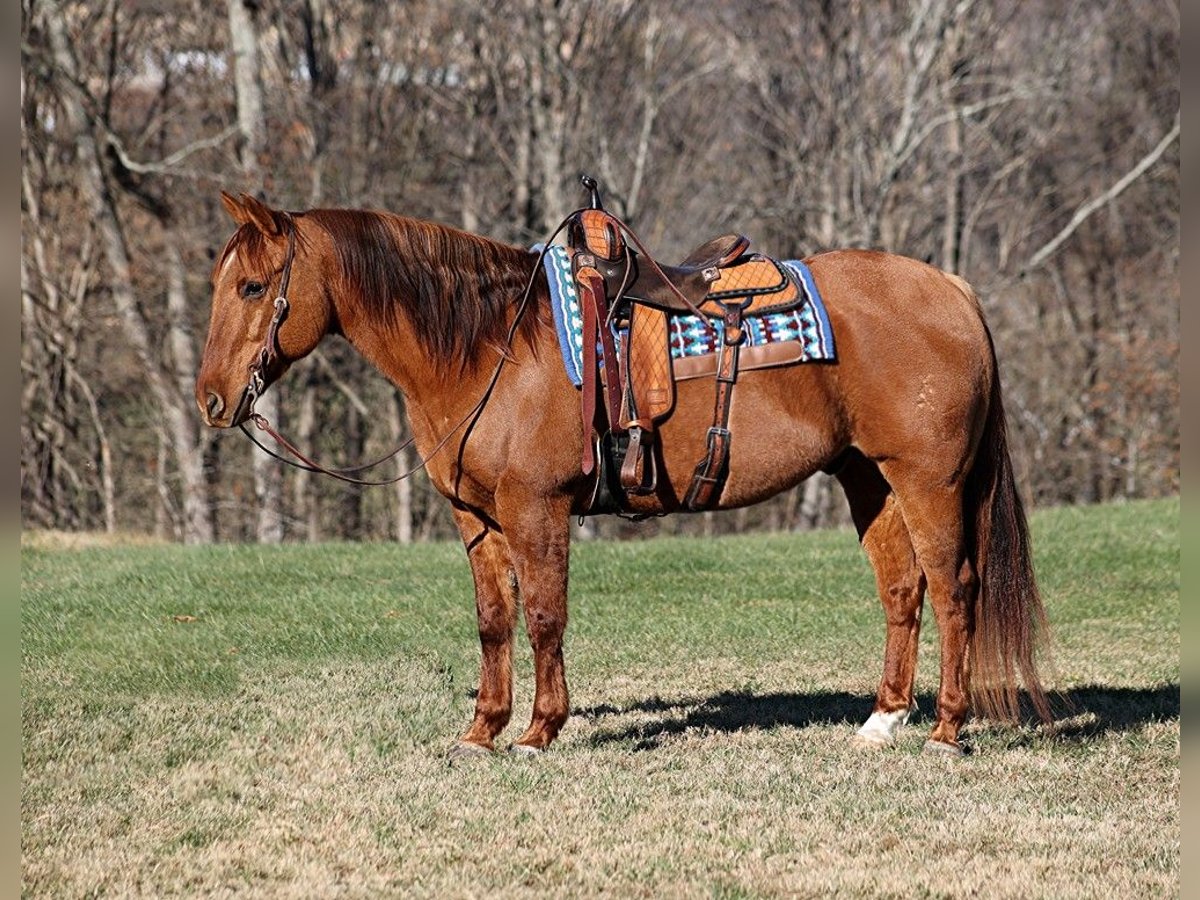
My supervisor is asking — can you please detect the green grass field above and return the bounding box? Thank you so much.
[22,498,1178,897]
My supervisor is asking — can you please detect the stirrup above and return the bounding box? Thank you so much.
[619,424,658,495]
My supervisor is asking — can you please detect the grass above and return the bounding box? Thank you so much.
[22,497,1178,897]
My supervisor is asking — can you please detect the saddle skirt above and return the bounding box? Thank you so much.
[702,256,797,314]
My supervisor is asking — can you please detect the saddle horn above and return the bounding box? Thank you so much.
[580,173,603,210]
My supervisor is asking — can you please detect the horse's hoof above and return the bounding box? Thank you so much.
[922,739,965,757]
[447,741,492,762]
[852,709,911,748]
[508,743,544,757]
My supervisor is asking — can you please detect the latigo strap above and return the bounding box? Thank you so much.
[685,303,743,510]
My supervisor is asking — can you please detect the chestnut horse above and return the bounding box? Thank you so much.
[196,191,1050,757]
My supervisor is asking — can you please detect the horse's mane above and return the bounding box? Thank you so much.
[216,208,545,370]
[310,209,546,369]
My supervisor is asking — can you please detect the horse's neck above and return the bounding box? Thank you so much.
[334,304,479,411]
[330,242,546,432]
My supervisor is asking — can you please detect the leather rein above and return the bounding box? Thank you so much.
[236,206,709,488]
[236,214,558,486]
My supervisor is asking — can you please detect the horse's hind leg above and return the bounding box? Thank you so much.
[837,453,926,747]
[452,509,518,755]
[878,461,976,754]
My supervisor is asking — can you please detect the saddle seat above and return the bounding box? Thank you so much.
[624,236,799,318]
[678,233,751,270]
[621,234,746,313]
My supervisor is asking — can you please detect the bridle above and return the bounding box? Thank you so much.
[233,183,711,489]
[230,221,297,429]
[233,213,561,487]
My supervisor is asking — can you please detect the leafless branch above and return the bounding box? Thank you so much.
[103,124,239,177]
[1021,111,1179,273]
[314,348,371,417]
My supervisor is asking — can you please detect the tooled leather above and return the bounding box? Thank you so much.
[701,257,798,315]
[679,234,750,270]
[627,305,674,424]
[576,266,604,475]
[578,209,624,261]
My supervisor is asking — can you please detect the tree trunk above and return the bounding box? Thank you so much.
[227,0,283,542]
[44,0,212,543]
[797,474,829,531]
[341,403,364,538]
[165,237,215,543]
[252,393,285,542]
[155,432,172,540]
[68,366,116,534]
[227,0,265,188]
[292,362,320,542]
[386,394,414,544]
[530,0,568,231]
[940,23,964,273]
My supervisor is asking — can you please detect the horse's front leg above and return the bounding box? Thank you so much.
[500,491,573,753]
[452,509,518,755]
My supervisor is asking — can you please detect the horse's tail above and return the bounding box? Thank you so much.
[966,324,1053,726]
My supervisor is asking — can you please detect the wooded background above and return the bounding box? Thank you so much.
[21,0,1179,544]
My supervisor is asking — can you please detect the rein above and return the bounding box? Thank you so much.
[236,187,710,488]
[236,216,571,487]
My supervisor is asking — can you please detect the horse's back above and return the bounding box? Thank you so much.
[806,250,995,468]
[806,249,989,357]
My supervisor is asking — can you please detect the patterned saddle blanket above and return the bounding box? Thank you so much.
[540,245,835,387]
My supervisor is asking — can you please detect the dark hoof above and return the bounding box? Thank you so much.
[922,739,965,757]
[447,741,492,762]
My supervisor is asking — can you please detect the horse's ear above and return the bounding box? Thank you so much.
[220,190,248,224]
[237,193,284,237]
[219,190,284,237]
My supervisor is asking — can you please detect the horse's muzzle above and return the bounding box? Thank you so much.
[196,387,253,428]
[227,387,255,427]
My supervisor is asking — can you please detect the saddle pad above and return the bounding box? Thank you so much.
[538,246,835,388]
[539,243,588,386]
[673,261,834,359]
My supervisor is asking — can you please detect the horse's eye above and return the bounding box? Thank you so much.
[242,280,266,299]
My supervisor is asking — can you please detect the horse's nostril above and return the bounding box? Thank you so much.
[206,391,225,418]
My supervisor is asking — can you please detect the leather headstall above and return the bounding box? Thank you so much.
[231,219,297,426]
[236,210,577,490]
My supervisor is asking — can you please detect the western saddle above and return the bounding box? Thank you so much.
[566,176,803,515]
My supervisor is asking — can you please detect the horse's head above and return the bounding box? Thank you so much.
[196,192,332,427]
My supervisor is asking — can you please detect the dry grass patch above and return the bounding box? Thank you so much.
[23,499,1178,897]
[21,529,169,551]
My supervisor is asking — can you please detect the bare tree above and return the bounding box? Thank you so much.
[227,0,283,542]
[21,0,1179,542]
[35,0,215,543]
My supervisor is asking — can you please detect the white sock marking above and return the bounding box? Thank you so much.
[855,707,913,745]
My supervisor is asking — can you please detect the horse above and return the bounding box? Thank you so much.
[196,190,1051,757]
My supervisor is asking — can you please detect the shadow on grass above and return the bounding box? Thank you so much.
[575,683,1179,750]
